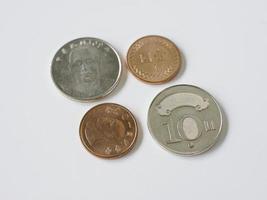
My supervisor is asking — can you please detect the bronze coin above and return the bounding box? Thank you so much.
[127,35,181,84]
[79,103,138,159]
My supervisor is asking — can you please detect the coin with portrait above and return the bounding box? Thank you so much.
[51,38,121,101]
[79,103,138,159]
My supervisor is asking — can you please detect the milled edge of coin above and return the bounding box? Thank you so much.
[147,84,223,156]
[79,103,138,159]
[50,37,122,102]
[126,35,181,84]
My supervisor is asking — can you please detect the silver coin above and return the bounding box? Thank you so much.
[51,38,122,101]
[148,84,223,155]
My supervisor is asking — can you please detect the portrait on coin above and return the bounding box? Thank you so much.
[85,117,126,147]
[69,47,96,83]
[62,44,118,98]
[68,46,105,95]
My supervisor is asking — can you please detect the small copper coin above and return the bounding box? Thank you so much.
[127,35,181,84]
[79,103,138,159]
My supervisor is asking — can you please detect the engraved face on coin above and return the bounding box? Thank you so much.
[51,38,121,101]
[80,103,138,158]
[148,85,223,155]
[127,35,181,84]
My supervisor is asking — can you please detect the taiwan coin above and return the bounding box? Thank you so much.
[80,103,138,159]
[127,35,181,84]
[51,38,122,101]
[148,85,223,155]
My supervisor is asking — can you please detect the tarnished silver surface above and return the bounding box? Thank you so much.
[51,38,121,101]
[148,85,223,155]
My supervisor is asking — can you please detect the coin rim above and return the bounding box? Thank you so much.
[147,84,223,156]
[79,103,138,159]
[126,35,181,84]
[51,37,122,101]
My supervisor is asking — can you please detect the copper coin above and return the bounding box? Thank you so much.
[127,35,181,84]
[79,103,138,159]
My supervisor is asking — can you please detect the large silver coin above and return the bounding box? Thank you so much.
[148,85,223,155]
[51,38,121,101]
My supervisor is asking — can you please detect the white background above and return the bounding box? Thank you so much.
[0,0,266,199]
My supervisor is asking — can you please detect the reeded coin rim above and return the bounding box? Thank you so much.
[126,35,181,84]
[79,103,138,159]
[147,84,223,156]
[51,37,122,102]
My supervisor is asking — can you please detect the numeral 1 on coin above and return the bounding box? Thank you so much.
[163,121,182,144]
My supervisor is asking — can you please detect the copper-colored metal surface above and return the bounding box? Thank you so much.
[127,35,181,84]
[79,103,138,159]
